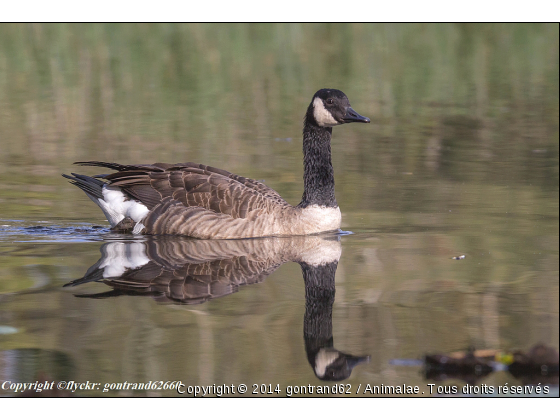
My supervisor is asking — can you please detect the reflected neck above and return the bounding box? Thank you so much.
[300,260,337,359]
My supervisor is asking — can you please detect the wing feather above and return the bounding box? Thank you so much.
[74,161,289,219]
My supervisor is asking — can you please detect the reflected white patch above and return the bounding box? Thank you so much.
[93,186,149,227]
[313,97,339,127]
[299,236,341,266]
[100,242,150,277]
[314,348,339,377]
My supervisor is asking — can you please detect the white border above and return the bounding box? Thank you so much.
[2,1,560,22]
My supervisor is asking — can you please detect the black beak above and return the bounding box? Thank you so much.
[346,354,371,369]
[343,107,370,123]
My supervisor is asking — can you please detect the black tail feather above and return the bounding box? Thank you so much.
[74,161,131,172]
[73,161,168,173]
[62,173,106,200]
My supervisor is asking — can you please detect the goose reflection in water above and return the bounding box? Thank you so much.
[65,234,369,381]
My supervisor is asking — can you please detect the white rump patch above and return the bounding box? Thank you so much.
[313,97,339,127]
[94,186,150,227]
[314,348,340,377]
[100,242,150,277]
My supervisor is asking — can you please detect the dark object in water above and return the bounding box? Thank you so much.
[423,344,559,385]
[424,348,494,382]
[111,217,136,233]
[508,344,559,385]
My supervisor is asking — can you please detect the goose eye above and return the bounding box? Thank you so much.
[326,98,334,105]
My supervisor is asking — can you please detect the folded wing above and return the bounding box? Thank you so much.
[77,161,288,216]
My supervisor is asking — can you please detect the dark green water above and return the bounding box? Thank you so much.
[0,23,558,397]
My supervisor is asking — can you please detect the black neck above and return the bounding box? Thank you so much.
[298,120,338,208]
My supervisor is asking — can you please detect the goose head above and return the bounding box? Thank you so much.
[306,88,370,128]
[313,348,371,381]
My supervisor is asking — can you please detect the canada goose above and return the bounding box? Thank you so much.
[63,89,369,238]
[66,234,370,380]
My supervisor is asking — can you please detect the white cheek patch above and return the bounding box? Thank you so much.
[313,97,339,127]
[315,348,340,377]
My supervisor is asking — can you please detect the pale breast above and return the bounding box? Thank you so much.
[296,205,342,234]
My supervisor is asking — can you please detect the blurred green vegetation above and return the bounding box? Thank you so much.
[0,23,557,187]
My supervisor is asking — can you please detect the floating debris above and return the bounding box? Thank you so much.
[391,344,559,388]
[424,348,495,380]
[394,344,560,385]
[508,344,560,379]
